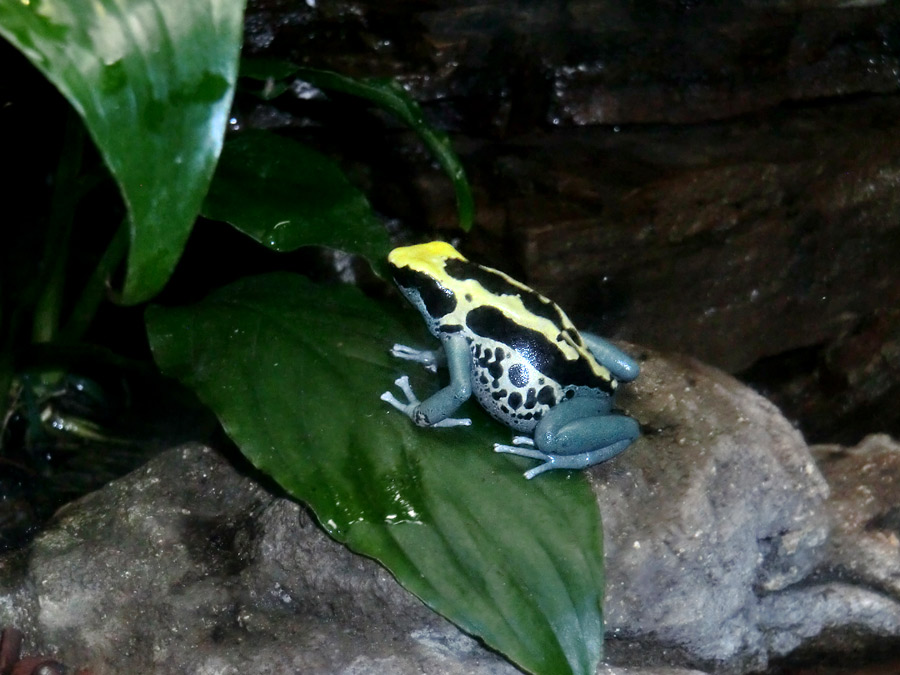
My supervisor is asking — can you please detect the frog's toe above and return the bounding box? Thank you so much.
[390,345,439,373]
[389,343,417,358]
[432,416,472,428]
[381,375,422,417]
[523,461,557,480]
[494,442,549,461]
[380,389,401,405]
[521,439,634,479]
[494,443,558,479]
[380,390,413,415]
[392,375,418,400]
[382,376,470,427]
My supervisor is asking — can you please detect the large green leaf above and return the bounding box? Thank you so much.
[146,273,605,675]
[292,68,475,233]
[201,130,391,273]
[0,0,246,304]
[240,60,475,232]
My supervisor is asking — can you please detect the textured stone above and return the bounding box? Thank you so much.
[1,349,878,674]
[742,310,900,445]
[596,349,828,672]
[0,445,520,674]
[813,435,900,600]
[510,100,900,373]
[245,0,900,127]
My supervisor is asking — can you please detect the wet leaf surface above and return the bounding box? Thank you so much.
[202,130,390,274]
[146,272,606,675]
[0,0,246,303]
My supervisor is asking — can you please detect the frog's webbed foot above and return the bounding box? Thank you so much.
[493,436,546,459]
[389,344,442,373]
[381,376,472,428]
[494,435,634,479]
[494,437,556,479]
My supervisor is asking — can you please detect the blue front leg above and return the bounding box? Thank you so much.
[495,397,640,479]
[381,334,473,427]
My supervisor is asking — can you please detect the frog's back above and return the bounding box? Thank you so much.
[434,256,616,431]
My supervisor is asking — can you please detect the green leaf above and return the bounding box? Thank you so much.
[239,57,298,82]
[237,58,296,100]
[201,130,391,274]
[146,273,605,675]
[292,67,475,232]
[238,60,474,232]
[0,0,247,304]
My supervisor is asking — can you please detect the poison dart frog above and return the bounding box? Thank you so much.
[380,241,640,479]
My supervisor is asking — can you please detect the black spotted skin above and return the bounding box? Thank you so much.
[388,241,615,433]
[469,340,594,432]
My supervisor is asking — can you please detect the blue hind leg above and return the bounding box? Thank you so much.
[494,397,640,479]
[581,332,640,382]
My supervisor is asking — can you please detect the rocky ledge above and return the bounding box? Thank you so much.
[1,349,898,674]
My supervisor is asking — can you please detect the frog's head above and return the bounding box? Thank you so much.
[388,242,464,329]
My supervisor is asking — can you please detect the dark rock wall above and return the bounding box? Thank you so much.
[241,0,900,445]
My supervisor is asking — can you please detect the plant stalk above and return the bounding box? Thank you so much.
[59,218,129,343]
[31,110,85,344]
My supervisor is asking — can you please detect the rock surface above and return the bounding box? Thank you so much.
[4,350,898,674]
[245,0,900,127]
[598,349,829,672]
[0,444,521,675]
[769,434,900,663]
[813,434,900,601]
[743,309,900,446]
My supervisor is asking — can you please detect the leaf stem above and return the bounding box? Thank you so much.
[294,68,475,231]
[59,217,129,343]
[32,110,85,344]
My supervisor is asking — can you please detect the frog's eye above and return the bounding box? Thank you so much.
[392,264,457,319]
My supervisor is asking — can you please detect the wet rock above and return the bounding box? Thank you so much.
[757,434,900,665]
[597,349,829,673]
[813,434,900,602]
[1,350,880,673]
[509,98,900,374]
[244,1,900,128]
[549,4,900,126]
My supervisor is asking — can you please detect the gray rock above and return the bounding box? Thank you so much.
[813,434,900,601]
[0,445,519,674]
[2,352,898,674]
[596,350,829,673]
[758,434,900,661]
